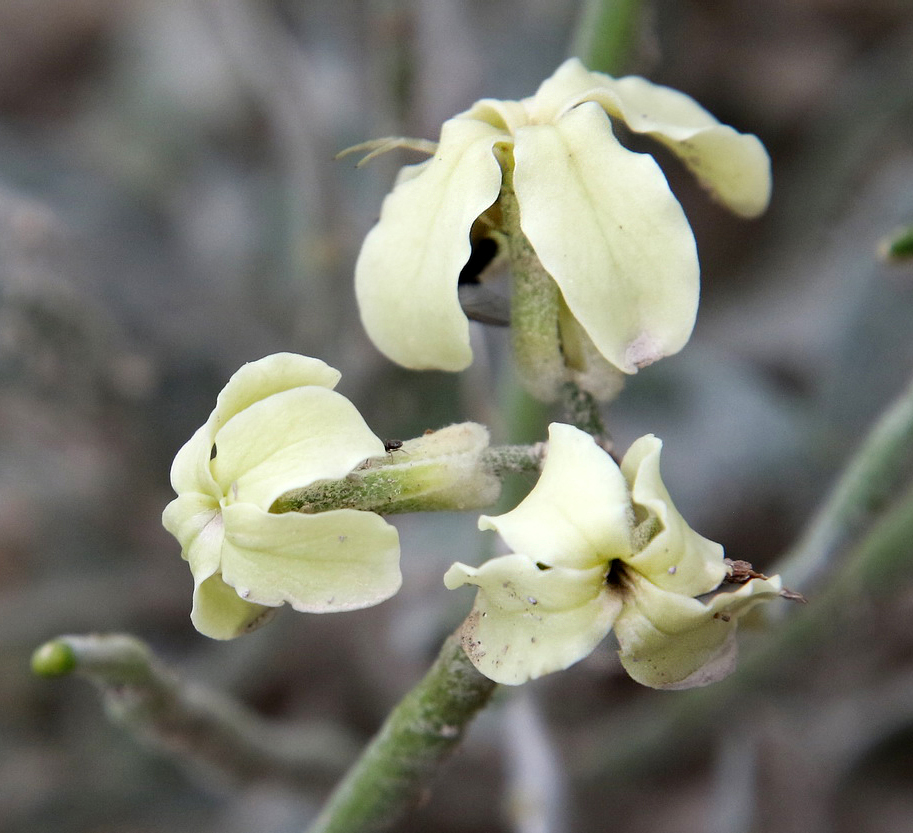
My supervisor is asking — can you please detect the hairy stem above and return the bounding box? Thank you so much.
[305,630,498,833]
[32,633,357,789]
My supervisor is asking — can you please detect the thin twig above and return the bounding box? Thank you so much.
[32,633,357,790]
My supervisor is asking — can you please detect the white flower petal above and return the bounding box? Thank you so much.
[524,57,602,123]
[212,386,384,509]
[444,554,620,685]
[614,571,783,689]
[169,424,219,497]
[458,98,530,134]
[355,117,505,371]
[526,59,771,218]
[212,353,341,430]
[219,503,401,612]
[162,493,221,569]
[479,423,632,570]
[191,573,276,640]
[513,102,699,374]
[592,76,771,218]
[620,435,729,596]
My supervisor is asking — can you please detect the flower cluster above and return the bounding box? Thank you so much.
[445,424,781,688]
[162,60,782,692]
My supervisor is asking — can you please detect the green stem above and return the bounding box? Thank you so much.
[773,373,913,597]
[570,0,645,75]
[305,630,498,833]
[559,381,611,448]
[500,164,567,403]
[31,634,357,789]
[275,442,544,515]
[880,225,913,261]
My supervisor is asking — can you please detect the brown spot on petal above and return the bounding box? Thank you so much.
[624,332,664,371]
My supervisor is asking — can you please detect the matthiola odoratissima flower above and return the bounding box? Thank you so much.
[355,58,771,398]
[445,424,782,688]
[162,353,401,639]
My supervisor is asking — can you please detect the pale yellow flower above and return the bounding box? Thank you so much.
[445,424,781,688]
[162,353,400,639]
[356,58,770,379]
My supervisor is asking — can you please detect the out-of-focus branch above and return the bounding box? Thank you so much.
[773,372,913,598]
[32,633,358,790]
[570,0,645,75]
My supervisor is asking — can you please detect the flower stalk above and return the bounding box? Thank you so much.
[500,163,567,402]
[305,630,497,833]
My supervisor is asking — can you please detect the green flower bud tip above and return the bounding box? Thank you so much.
[162,353,402,640]
[445,424,783,689]
[879,226,913,262]
[32,640,77,677]
[354,58,771,395]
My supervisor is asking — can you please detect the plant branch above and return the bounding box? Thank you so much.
[570,0,645,75]
[305,630,498,833]
[772,372,913,598]
[32,633,357,790]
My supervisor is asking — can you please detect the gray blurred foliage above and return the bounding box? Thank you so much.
[2,0,913,831]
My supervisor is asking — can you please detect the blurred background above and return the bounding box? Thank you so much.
[2,0,913,831]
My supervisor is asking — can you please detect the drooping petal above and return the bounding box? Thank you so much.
[212,353,341,430]
[161,493,221,567]
[589,76,771,218]
[444,554,620,685]
[613,570,783,689]
[219,503,401,612]
[525,59,771,218]
[620,435,729,596]
[169,424,219,498]
[191,573,276,640]
[513,102,699,374]
[355,117,505,371]
[167,501,275,640]
[211,386,384,509]
[479,423,632,571]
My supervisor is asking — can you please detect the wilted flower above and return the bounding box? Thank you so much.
[162,353,401,640]
[444,424,781,688]
[355,58,771,397]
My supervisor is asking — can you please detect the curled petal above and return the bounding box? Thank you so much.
[167,503,276,640]
[212,353,341,431]
[219,503,401,613]
[479,423,632,570]
[525,59,771,218]
[597,76,771,218]
[513,102,698,374]
[355,117,504,371]
[620,435,729,597]
[169,424,220,498]
[523,57,603,123]
[161,493,221,572]
[614,571,783,689]
[191,573,276,640]
[444,554,620,685]
[212,386,384,509]
[458,98,531,134]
